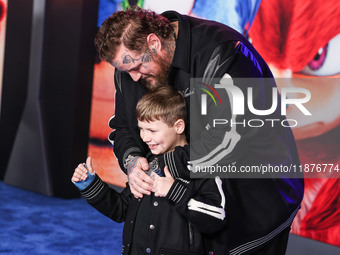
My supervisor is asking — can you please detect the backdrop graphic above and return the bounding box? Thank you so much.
[249,0,340,247]
[88,0,340,247]
[0,0,7,113]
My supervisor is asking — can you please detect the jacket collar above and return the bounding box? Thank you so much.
[161,11,191,73]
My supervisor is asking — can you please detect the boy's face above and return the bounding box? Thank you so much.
[138,119,180,155]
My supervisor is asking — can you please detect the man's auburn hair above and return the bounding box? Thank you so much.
[136,86,187,127]
[95,7,173,62]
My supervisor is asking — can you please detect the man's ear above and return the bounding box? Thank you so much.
[146,33,162,53]
[174,119,185,134]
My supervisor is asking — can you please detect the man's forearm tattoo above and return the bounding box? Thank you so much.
[164,39,175,59]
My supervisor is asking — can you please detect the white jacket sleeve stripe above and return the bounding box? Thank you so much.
[170,151,179,177]
[187,199,226,220]
[164,153,175,177]
[187,176,226,220]
[215,176,225,208]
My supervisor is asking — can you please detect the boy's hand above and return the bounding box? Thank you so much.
[71,157,95,183]
[153,166,174,197]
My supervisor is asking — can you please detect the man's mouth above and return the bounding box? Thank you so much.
[145,77,156,83]
[142,74,154,80]
[140,76,156,89]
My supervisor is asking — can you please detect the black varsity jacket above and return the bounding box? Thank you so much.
[80,146,228,255]
[108,11,304,254]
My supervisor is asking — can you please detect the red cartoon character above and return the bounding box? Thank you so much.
[250,0,340,247]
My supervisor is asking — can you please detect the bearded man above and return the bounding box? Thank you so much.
[94,7,304,255]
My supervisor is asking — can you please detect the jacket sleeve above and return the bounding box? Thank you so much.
[80,174,133,223]
[108,70,145,173]
[189,41,266,170]
[166,176,227,235]
[166,41,293,177]
[162,146,227,235]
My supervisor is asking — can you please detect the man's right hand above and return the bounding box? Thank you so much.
[127,156,154,198]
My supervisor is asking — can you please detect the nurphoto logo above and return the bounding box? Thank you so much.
[199,75,311,118]
[198,82,223,115]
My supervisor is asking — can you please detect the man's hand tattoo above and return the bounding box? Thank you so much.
[127,156,139,175]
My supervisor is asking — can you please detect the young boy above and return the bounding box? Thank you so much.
[71,86,227,255]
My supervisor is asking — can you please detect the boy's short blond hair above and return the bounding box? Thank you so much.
[136,85,187,127]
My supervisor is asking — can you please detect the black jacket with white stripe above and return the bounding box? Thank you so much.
[108,11,304,255]
[80,146,228,255]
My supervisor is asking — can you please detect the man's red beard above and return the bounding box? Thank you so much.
[140,53,172,90]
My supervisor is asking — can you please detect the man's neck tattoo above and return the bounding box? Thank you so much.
[163,36,176,60]
[162,24,177,60]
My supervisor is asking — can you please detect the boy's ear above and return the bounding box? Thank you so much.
[146,33,162,53]
[174,119,185,134]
